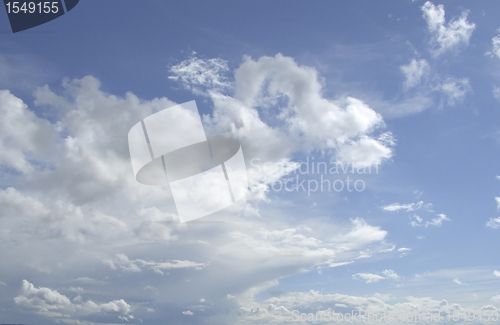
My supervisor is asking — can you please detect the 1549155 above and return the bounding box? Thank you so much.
[5,2,59,14]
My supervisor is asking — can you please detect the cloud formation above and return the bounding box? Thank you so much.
[400,59,430,90]
[411,213,450,228]
[104,253,207,275]
[486,217,500,229]
[0,65,396,324]
[382,201,451,228]
[489,31,500,60]
[436,77,472,106]
[352,269,399,284]
[168,56,231,96]
[14,280,132,321]
[421,1,475,56]
[171,54,394,170]
[382,201,427,212]
[233,288,498,325]
[0,90,57,174]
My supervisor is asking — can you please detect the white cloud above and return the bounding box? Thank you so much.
[0,67,397,324]
[234,288,494,325]
[169,56,230,96]
[14,280,132,319]
[489,33,500,60]
[382,201,434,212]
[486,217,500,229]
[172,54,395,201]
[353,269,399,283]
[415,215,423,222]
[352,272,385,283]
[494,270,500,277]
[436,77,472,106]
[32,76,178,205]
[0,90,57,174]
[104,253,207,275]
[453,278,464,285]
[0,186,134,244]
[383,201,449,229]
[225,226,338,271]
[412,213,450,228]
[426,213,450,227]
[382,269,400,280]
[68,286,84,293]
[191,54,394,169]
[496,197,500,210]
[335,134,393,167]
[400,59,430,90]
[182,310,194,315]
[0,77,190,247]
[134,207,177,241]
[0,187,48,217]
[0,56,393,228]
[331,218,387,252]
[421,1,475,56]
[382,201,427,212]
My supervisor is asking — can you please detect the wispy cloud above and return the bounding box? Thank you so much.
[435,76,472,106]
[400,59,430,90]
[352,269,399,283]
[383,201,450,228]
[411,213,450,228]
[486,217,500,229]
[382,201,429,212]
[421,1,475,56]
[352,272,385,283]
[486,31,500,60]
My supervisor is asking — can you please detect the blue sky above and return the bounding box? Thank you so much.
[1,1,500,324]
